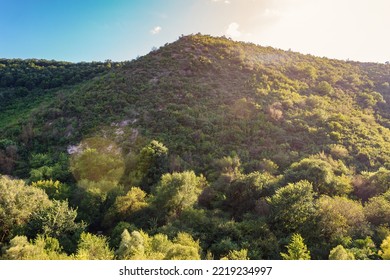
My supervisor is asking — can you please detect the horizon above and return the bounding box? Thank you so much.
[1,0,389,63]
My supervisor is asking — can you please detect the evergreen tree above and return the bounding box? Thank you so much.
[280,233,311,260]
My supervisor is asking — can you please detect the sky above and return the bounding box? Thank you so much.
[1,0,389,63]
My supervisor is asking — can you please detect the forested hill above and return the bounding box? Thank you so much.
[1,34,390,260]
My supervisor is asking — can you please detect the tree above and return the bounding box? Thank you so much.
[24,200,85,253]
[103,187,148,228]
[125,140,169,192]
[76,232,114,260]
[224,171,274,218]
[353,168,390,201]
[316,81,334,96]
[31,179,70,201]
[115,230,200,260]
[379,235,390,260]
[267,180,315,233]
[329,245,355,260]
[70,137,124,190]
[284,156,352,196]
[280,233,310,260]
[153,171,207,219]
[364,191,390,227]
[0,176,51,243]
[214,155,242,176]
[3,235,70,260]
[116,229,146,260]
[220,249,249,260]
[348,237,377,260]
[317,196,370,244]
[164,232,201,260]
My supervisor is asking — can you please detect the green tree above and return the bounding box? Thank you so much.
[348,237,377,260]
[267,180,315,233]
[125,140,169,192]
[153,171,207,219]
[316,81,334,96]
[116,229,147,260]
[76,232,114,260]
[4,235,70,260]
[31,179,70,201]
[25,200,85,254]
[354,168,390,201]
[224,171,274,218]
[280,233,311,260]
[220,249,249,260]
[317,196,370,244]
[364,191,390,227]
[329,245,355,260]
[103,187,148,228]
[379,235,390,260]
[70,137,124,192]
[164,232,201,260]
[115,230,200,260]
[284,156,352,196]
[0,176,51,243]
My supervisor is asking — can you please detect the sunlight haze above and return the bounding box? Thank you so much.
[1,0,389,62]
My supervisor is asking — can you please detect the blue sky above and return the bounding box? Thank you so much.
[1,0,390,63]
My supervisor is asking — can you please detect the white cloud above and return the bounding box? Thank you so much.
[150,26,162,35]
[225,22,241,38]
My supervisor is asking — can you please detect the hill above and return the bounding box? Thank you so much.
[1,34,390,260]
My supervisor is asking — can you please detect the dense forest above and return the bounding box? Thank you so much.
[1,34,390,260]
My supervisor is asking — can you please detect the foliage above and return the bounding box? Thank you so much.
[329,245,355,260]
[0,176,51,243]
[152,171,207,220]
[103,187,148,228]
[70,138,124,188]
[316,196,370,245]
[24,200,86,253]
[379,235,390,260]
[364,190,390,227]
[3,235,70,260]
[31,179,70,200]
[284,155,352,196]
[280,233,311,260]
[75,232,114,260]
[126,140,169,192]
[220,249,249,260]
[267,180,315,234]
[115,229,201,260]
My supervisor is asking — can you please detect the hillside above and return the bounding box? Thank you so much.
[1,34,390,260]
